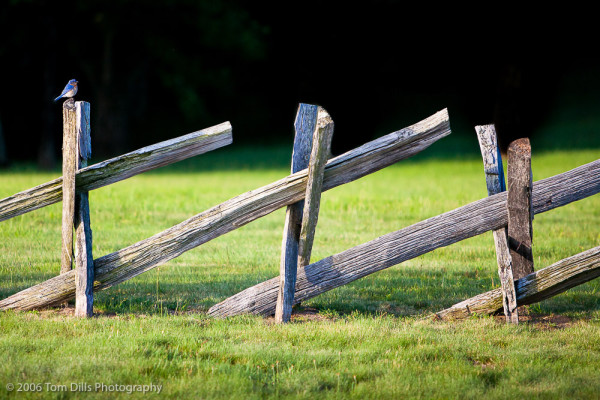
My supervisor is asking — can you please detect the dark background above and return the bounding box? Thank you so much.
[1,1,598,168]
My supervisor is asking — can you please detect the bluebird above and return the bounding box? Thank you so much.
[54,79,78,102]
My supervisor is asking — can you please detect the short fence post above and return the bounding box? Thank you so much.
[61,99,77,274]
[297,107,334,275]
[507,138,534,280]
[275,104,319,323]
[476,125,518,323]
[74,101,94,317]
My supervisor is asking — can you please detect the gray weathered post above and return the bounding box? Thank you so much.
[276,106,334,323]
[475,125,518,324]
[297,108,334,269]
[74,101,94,317]
[61,99,77,274]
[275,103,319,323]
[507,138,534,279]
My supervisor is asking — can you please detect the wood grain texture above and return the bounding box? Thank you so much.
[476,125,506,195]
[435,246,600,320]
[74,101,94,317]
[61,99,77,274]
[0,122,233,222]
[507,138,534,279]
[492,230,518,323]
[298,108,334,269]
[0,110,451,311]
[475,124,518,323]
[76,101,91,160]
[207,158,600,317]
[276,106,334,323]
[74,191,93,317]
[275,103,318,323]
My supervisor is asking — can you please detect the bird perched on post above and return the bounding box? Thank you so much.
[54,79,78,102]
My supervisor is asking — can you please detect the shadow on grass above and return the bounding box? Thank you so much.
[5,265,600,318]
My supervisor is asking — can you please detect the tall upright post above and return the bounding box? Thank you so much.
[61,99,77,274]
[275,105,334,323]
[275,104,318,323]
[507,138,534,280]
[475,125,518,324]
[74,101,94,317]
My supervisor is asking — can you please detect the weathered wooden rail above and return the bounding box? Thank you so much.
[0,122,233,222]
[435,245,600,320]
[0,109,450,311]
[207,159,600,317]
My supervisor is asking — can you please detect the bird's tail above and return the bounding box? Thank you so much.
[53,95,62,102]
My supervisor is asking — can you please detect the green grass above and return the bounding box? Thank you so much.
[1,137,600,399]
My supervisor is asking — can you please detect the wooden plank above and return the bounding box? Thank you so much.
[74,101,94,317]
[435,246,600,320]
[476,125,506,196]
[298,108,334,271]
[507,138,534,279]
[61,99,77,274]
[475,125,518,324]
[492,231,518,322]
[77,101,92,160]
[0,109,451,311]
[74,192,93,316]
[276,106,334,323]
[275,103,318,323]
[0,122,233,222]
[205,158,600,317]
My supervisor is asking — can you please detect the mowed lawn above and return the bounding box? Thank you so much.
[1,135,600,399]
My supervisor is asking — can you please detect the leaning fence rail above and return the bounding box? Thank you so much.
[435,245,600,320]
[0,122,233,222]
[207,159,600,317]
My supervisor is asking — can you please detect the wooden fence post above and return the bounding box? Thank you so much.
[298,108,334,270]
[74,101,94,317]
[275,103,319,323]
[276,107,334,323]
[507,138,534,280]
[61,99,77,274]
[476,125,518,324]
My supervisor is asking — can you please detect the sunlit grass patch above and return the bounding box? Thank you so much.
[0,145,599,398]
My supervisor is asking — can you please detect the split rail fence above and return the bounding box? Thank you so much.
[1,101,599,323]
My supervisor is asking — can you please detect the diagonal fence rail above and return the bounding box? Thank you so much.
[207,159,600,317]
[0,122,233,222]
[435,245,600,319]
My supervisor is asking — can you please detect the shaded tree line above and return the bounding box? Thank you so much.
[1,0,269,167]
[1,1,597,167]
